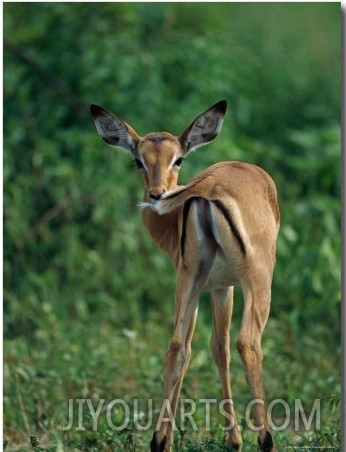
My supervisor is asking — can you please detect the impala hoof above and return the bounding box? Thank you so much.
[150,432,167,452]
[258,431,275,451]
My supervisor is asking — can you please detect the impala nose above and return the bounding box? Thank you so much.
[150,192,162,201]
[149,187,166,200]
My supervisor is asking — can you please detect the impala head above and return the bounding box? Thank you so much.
[90,100,227,201]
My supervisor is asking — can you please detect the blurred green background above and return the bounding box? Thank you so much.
[4,3,341,451]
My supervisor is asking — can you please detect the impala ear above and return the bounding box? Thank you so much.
[90,104,141,154]
[179,100,227,155]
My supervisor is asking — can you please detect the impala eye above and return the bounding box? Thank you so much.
[134,158,144,170]
[174,157,184,167]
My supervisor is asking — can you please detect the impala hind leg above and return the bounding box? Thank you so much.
[210,287,243,451]
[163,307,198,449]
[150,285,200,451]
[237,276,276,452]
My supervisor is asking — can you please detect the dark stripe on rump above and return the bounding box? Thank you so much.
[211,200,246,256]
[181,197,195,258]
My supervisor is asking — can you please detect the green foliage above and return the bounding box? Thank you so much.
[4,3,341,451]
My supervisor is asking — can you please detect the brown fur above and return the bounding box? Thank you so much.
[91,101,279,451]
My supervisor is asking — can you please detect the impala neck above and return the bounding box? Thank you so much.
[141,200,181,267]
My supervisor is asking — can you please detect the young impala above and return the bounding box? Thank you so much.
[90,100,280,451]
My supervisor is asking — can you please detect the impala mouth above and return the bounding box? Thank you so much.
[138,201,159,212]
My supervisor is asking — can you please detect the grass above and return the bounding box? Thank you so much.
[3,291,341,451]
